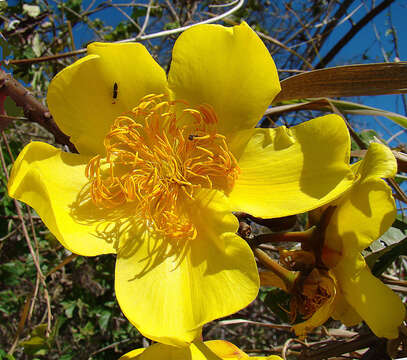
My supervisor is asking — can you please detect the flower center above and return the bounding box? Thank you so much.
[85,94,240,242]
[301,283,331,318]
[290,269,335,321]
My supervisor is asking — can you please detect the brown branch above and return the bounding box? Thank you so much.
[0,69,77,152]
[256,31,314,70]
[316,0,396,69]
[299,334,385,360]
[306,0,356,65]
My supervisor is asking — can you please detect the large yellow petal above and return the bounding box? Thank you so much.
[120,341,283,359]
[334,259,405,339]
[168,22,280,136]
[7,142,116,255]
[229,114,354,218]
[205,340,248,358]
[331,291,362,327]
[356,142,397,181]
[120,349,145,359]
[323,163,396,263]
[205,340,283,359]
[115,189,259,346]
[47,42,168,156]
[119,342,221,360]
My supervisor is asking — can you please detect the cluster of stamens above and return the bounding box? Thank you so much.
[85,94,240,242]
[300,281,331,318]
[288,268,334,322]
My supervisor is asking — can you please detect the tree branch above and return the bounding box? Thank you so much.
[0,69,77,152]
[316,0,396,69]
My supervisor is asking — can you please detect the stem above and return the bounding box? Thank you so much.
[254,248,296,292]
[252,227,314,247]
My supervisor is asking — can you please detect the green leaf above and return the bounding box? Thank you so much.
[0,261,25,286]
[0,290,18,315]
[32,33,43,57]
[0,36,12,64]
[132,7,147,19]
[164,21,181,30]
[61,300,76,318]
[98,311,111,331]
[20,324,50,356]
[331,99,407,129]
[3,97,23,118]
[267,98,407,129]
[378,227,406,246]
[80,321,95,337]
[370,237,407,276]
[0,0,7,12]
[0,349,16,360]
[59,354,74,360]
[365,226,407,276]
[358,129,380,147]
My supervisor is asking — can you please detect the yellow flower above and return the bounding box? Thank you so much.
[318,142,405,339]
[119,340,283,360]
[262,143,405,339]
[8,22,354,345]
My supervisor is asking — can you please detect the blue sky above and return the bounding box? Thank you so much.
[314,1,407,146]
[72,0,407,145]
[5,0,407,145]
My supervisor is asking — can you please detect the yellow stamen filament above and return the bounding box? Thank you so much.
[85,94,240,242]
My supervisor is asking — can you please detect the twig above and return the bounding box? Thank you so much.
[316,0,396,68]
[0,223,21,241]
[165,0,179,22]
[10,0,245,66]
[8,295,31,355]
[387,129,405,144]
[389,178,407,204]
[306,0,355,65]
[0,69,76,152]
[298,333,385,360]
[0,136,53,342]
[351,149,407,173]
[8,48,87,65]
[0,114,29,121]
[388,10,407,115]
[256,31,313,70]
[28,274,41,322]
[283,338,308,359]
[110,2,142,32]
[285,4,321,64]
[117,0,245,43]
[136,0,153,39]
[89,338,132,357]
[46,254,78,277]
[209,0,239,8]
[324,98,366,149]
[217,318,291,331]
[66,20,78,61]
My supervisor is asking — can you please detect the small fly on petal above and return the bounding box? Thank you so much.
[112,82,118,104]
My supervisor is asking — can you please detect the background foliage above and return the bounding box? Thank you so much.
[0,1,406,359]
